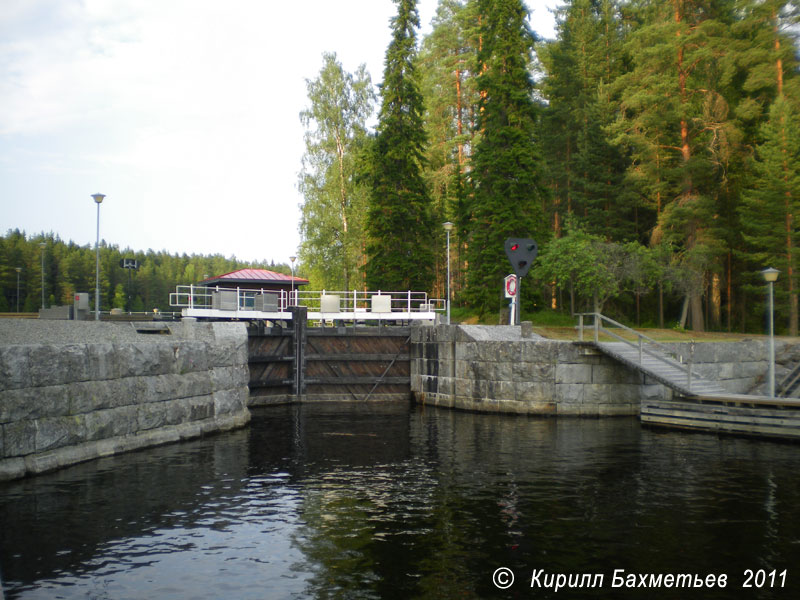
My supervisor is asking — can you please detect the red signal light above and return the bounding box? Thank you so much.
[511,244,519,251]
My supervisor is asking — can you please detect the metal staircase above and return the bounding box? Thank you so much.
[576,313,727,398]
[777,362,800,398]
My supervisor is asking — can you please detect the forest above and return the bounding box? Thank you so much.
[2,0,799,334]
[0,229,291,315]
[299,0,800,334]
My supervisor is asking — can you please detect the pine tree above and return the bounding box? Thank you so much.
[365,0,435,292]
[464,0,548,316]
[419,0,481,301]
[612,0,743,331]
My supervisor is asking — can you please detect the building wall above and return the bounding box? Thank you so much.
[410,325,781,416]
[0,320,251,481]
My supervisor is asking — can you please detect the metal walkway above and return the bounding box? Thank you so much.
[576,313,727,398]
[586,340,727,397]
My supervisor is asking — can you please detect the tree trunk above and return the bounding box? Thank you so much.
[690,293,705,332]
[680,295,689,329]
[711,272,721,329]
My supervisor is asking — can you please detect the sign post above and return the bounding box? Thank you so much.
[504,238,538,326]
[504,274,518,325]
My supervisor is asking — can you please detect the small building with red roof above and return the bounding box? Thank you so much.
[198,268,309,293]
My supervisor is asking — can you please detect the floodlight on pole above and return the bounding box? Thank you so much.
[40,242,46,310]
[289,256,297,307]
[443,222,454,324]
[762,267,779,398]
[92,193,106,321]
[15,267,21,312]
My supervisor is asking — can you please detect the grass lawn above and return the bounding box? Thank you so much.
[450,307,785,343]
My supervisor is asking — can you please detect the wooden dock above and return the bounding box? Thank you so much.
[585,339,800,441]
[641,394,800,441]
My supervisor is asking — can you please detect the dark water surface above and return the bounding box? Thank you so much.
[2,403,800,599]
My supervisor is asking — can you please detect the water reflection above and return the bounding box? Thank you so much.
[2,404,800,599]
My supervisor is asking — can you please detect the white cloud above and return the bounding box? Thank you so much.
[1,0,556,264]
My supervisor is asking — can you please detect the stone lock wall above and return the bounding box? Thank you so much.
[0,320,251,481]
[411,325,655,416]
[410,325,777,416]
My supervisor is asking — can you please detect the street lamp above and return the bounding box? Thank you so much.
[15,267,21,312]
[443,222,454,324]
[92,193,106,321]
[289,255,297,307]
[40,242,46,310]
[762,267,779,397]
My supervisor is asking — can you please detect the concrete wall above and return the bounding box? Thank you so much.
[410,325,784,416]
[0,319,250,481]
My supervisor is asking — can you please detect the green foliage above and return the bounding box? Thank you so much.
[299,52,375,291]
[112,283,126,310]
[531,225,624,312]
[464,0,549,315]
[365,0,436,292]
[0,230,282,313]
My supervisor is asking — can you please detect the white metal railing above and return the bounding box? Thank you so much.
[169,285,444,318]
[169,285,290,311]
[576,312,702,392]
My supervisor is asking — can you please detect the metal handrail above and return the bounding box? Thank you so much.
[169,285,445,314]
[576,312,703,391]
[777,362,800,398]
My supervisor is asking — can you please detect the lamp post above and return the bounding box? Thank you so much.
[443,222,454,324]
[15,267,21,312]
[40,242,46,310]
[92,193,106,321]
[762,267,779,398]
[289,255,297,307]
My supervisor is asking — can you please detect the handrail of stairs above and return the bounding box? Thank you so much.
[777,362,800,398]
[576,312,703,392]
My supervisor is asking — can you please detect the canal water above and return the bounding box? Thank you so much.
[2,403,800,599]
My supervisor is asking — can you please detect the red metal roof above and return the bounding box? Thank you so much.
[200,268,308,285]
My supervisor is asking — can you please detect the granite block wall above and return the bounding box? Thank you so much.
[0,320,250,481]
[411,324,779,416]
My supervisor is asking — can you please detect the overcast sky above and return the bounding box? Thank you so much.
[0,0,558,264]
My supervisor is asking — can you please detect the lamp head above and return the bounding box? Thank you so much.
[92,193,105,204]
[761,267,780,283]
[290,255,297,264]
[443,221,454,232]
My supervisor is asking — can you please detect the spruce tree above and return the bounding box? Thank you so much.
[740,96,800,334]
[465,0,548,316]
[365,0,434,292]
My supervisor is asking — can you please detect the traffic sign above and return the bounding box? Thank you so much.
[504,274,517,298]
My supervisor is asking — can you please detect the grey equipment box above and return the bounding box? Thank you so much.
[254,293,280,312]
[211,290,239,311]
